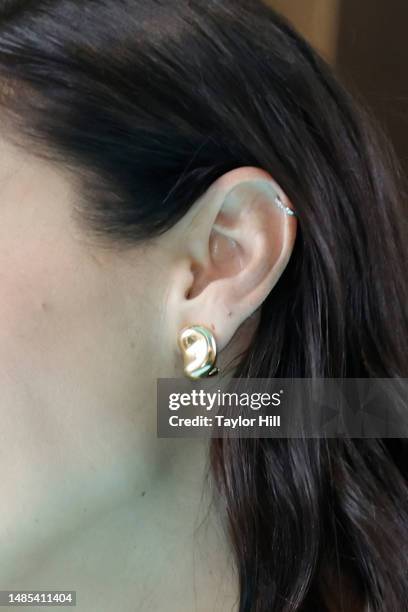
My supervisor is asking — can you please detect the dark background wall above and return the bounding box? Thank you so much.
[268,0,408,178]
[336,0,408,176]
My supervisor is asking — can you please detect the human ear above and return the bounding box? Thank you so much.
[166,166,297,367]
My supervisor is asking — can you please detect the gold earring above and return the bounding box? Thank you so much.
[178,325,219,379]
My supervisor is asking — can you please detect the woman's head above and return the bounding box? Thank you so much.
[0,1,407,610]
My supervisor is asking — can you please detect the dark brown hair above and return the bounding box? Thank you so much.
[0,1,407,610]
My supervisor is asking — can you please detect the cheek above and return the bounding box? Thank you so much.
[0,231,156,388]
[0,235,103,366]
[0,246,58,340]
[0,143,110,358]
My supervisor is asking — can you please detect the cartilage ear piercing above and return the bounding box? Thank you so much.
[274,192,296,216]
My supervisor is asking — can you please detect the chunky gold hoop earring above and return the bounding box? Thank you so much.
[178,325,219,379]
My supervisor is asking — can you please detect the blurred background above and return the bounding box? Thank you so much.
[267,0,408,177]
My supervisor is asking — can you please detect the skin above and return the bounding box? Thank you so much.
[0,134,297,611]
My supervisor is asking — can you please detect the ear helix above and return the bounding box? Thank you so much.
[256,180,296,216]
[178,325,219,379]
[231,179,296,216]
